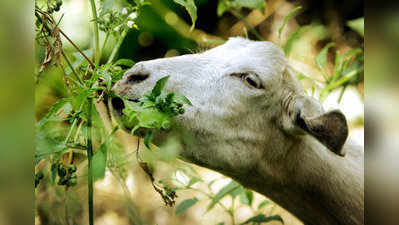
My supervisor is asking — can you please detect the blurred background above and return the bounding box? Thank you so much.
[1,0,387,225]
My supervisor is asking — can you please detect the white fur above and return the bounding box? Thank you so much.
[113,37,364,225]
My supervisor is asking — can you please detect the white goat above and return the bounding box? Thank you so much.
[113,37,364,225]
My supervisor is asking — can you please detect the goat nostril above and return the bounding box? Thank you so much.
[125,73,149,84]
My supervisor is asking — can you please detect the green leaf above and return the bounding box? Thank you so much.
[187,177,203,187]
[229,0,266,13]
[239,190,254,206]
[283,27,303,55]
[144,130,153,150]
[315,42,335,78]
[71,86,92,111]
[347,17,364,37]
[173,0,197,31]
[217,0,229,17]
[174,93,192,106]
[151,76,170,98]
[207,181,240,211]
[216,223,225,225]
[257,200,271,210]
[92,144,107,180]
[240,214,284,225]
[333,48,362,82]
[114,59,135,67]
[51,163,58,184]
[100,0,115,15]
[36,98,70,128]
[175,197,199,215]
[230,185,244,198]
[278,6,302,41]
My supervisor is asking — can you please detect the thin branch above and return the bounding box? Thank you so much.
[230,9,264,41]
[61,50,84,85]
[35,8,96,68]
[59,28,96,68]
[107,29,128,64]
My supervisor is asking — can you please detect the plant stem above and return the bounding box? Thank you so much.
[231,197,236,225]
[87,99,94,225]
[89,0,100,66]
[98,33,110,67]
[230,9,264,41]
[35,8,96,68]
[59,28,96,68]
[107,29,128,64]
[62,50,85,85]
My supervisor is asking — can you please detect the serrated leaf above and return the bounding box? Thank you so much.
[92,144,107,180]
[174,93,192,106]
[114,59,135,67]
[175,197,199,215]
[36,98,70,128]
[257,200,271,210]
[278,6,302,41]
[173,0,197,31]
[240,214,284,225]
[347,17,364,37]
[207,181,240,211]
[151,76,170,98]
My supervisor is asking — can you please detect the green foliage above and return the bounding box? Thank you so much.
[173,0,197,30]
[92,143,107,180]
[278,6,302,41]
[175,197,199,215]
[315,42,335,78]
[120,76,192,148]
[257,200,271,210]
[347,17,364,37]
[315,43,364,102]
[207,181,240,211]
[283,27,303,55]
[241,214,284,225]
[217,0,266,17]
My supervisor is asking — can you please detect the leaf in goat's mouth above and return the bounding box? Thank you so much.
[111,76,192,149]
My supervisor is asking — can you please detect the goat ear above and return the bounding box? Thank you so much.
[284,96,348,156]
[296,109,348,156]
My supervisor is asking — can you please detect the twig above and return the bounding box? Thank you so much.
[59,29,96,68]
[61,50,84,85]
[35,8,96,68]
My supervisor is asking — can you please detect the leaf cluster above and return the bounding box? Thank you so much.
[120,76,192,149]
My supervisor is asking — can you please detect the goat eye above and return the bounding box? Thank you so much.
[242,73,263,89]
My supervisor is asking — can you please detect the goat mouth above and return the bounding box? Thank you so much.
[110,97,138,116]
[110,96,152,137]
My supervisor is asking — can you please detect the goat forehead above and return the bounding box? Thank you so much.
[199,38,287,73]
